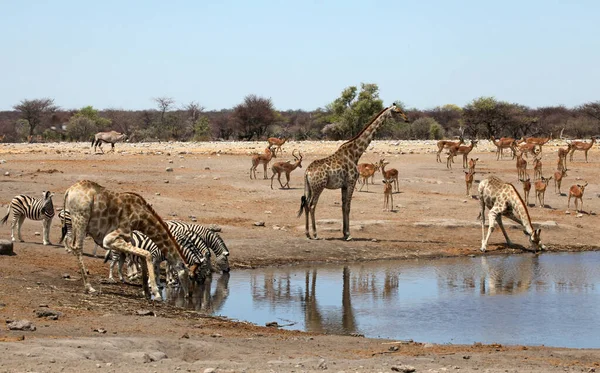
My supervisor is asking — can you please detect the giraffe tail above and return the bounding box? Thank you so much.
[297,196,307,218]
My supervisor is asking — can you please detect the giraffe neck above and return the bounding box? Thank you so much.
[337,107,392,164]
[508,186,535,235]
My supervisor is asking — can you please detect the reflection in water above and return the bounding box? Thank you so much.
[164,252,600,348]
[164,272,230,312]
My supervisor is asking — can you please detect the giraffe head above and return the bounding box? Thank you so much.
[390,103,410,123]
[524,228,542,252]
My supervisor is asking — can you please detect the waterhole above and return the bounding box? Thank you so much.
[165,252,600,348]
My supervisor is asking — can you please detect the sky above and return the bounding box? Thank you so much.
[1,0,599,112]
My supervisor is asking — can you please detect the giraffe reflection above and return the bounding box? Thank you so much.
[164,273,230,312]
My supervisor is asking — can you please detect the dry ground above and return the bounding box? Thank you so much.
[1,139,599,372]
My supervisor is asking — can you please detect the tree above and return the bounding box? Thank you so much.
[323,83,384,139]
[153,97,175,128]
[462,97,508,138]
[13,98,58,139]
[232,94,276,140]
[578,101,600,131]
[66,106,112,141]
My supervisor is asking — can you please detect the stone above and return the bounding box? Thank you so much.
[7,320,36,331]
[4,171,9,176]
[391,365,416,373]
[136,310,155,316]
[0,239,14,256]
[265,321,279,327]
[166,167,173,172]
[35,309,62,319]
[254,221,265,227]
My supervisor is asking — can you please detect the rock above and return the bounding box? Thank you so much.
[0,159,6,164]
[208,224,221,232]
[391,365,416,373]
[0,239,14,256]
[155,193,161,196]
[7,320,36,331]
[4,171,9,176]
[213,176,220,180]
[166,167,173,172]
[136,310,155,316]
[254,221,265,227]
[181,332,189,339]
[168,160,173,163]
[204,369,216,373]
[62,273,71,279]
[35,309,62,319]
[93,328,107,334]
[317,358,327,370]
[146,351,167,362]
[265,321,279,327]
[204,167,210,170]
[164,180,169,183]
[577,213,584,218]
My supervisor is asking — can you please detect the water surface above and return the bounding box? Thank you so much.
[168,252,600,348]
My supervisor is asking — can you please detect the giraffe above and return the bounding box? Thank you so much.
[297,103,409,240]
[62,180,198,300]
[478,175,543,253]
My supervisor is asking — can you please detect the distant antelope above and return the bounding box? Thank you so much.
[382,179,394,212]
[270,149,303,189]
[568,182,588,212]
[533,156,543,180]
[456,140,478,168]
[250,145,276,180]
[0,134,5,142]
[378,159,399,192]
[267,137,287,156]
[557,143,572,171]
[553,168,567,194]
[520,175,531,206]
[490,136,516,160]
[569,137,596,162]
[356,162,380,192]
[92,131,127,153]
[464,170,475,197]
[534,176,552,208]
[436,137,464,163]
[516,151,527,180]
[468,158,479,173]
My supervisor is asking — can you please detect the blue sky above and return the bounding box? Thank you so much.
[1,0,598,111]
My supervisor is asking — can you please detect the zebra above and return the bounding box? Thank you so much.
[58,210,103,257]
[104,229,212,288]
[1,191,55,245]
[167,221,230,273]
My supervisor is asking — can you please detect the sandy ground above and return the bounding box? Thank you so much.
[1,139,600,372]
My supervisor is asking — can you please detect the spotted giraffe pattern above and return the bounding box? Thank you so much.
[298,104,409,240]
[478,175,543,253]
[62,180,195,300]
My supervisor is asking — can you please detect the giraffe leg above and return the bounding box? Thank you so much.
[495,215,513,247]
[341,184,356,240]
[481,210,499,252]
[308,189,324,239]
[68,230,95,293]
[42,217,52,245]
[103,231,162,301]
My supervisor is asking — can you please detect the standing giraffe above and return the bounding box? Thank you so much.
[478,175,543,253]
[62,180,198,300]
[298,103,409,240]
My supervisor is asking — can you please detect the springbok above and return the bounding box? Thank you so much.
[267,137,287,156]
[568,182,588,212]
[270,149,303,189]
[356,162,380,192]
[92,131,127,153]
[250,145,276,180]
[534,176,552,208]
[553,168,567,195]
[568,137,596,162]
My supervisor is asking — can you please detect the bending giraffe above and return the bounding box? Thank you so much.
[298,103,409,240]
[62,180,200,300]
[478,175,543,253]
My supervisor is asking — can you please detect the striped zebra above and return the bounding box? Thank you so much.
[1,191,55,245]
[167,220,230,273]
[58,210,103,257]
[105,229,212,288]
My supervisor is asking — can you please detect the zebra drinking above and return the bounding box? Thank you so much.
[167,220,230,273]
[1,191,55,245]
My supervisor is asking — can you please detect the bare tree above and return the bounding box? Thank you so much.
[184,101,204,123]
[153,97,175,127]
[13,98,58,139]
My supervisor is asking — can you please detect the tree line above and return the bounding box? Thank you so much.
[0,84,598,143]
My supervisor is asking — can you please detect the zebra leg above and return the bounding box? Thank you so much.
[42,216,52,245]
[13,215,26,242]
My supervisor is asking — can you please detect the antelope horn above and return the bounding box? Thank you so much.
[292,149,298,159]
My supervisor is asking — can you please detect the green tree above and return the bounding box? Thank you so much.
[323,83,384,139]
[66,106,112,141]
[192,116,211,141]
[462,97,508,138]
[13,98,58,139]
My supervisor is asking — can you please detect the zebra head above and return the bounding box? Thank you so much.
[214,249,230,273]
[42,191,55,213]
[176,233,212,284]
